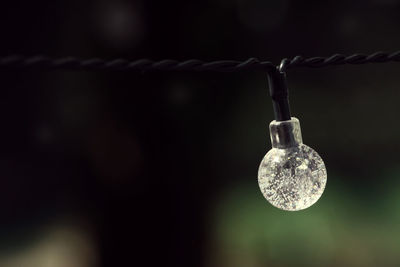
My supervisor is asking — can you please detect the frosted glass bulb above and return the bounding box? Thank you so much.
[258,117,327,211]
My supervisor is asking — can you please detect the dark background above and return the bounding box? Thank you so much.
[0,0,400,266]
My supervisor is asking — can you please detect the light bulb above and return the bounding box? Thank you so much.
[258,117,327,211]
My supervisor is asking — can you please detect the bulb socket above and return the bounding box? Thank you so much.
[269,117,303,149]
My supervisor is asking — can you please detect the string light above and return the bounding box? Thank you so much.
[3,51,400,211]
[257,66,327,211]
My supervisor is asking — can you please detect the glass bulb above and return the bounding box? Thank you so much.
[258,117,327,211]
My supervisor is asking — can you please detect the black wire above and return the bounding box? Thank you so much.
[281,51,400,72]
[0,56,276,73]
[0,51,399,73]
[268,68,291,121]
[2,51,400,122]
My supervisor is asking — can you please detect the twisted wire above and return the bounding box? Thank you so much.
[281,51,400,71]
[0,56,275,72]
[0,51,399,73]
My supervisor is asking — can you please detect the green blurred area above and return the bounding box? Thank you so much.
[208,170,400,267]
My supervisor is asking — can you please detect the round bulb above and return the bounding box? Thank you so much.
[258,117,327,211]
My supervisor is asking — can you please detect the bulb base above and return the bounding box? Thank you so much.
[270,117,303,149]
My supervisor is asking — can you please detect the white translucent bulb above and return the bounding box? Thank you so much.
[258,117,327,211]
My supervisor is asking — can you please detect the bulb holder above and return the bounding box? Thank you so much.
[270,117,303,149]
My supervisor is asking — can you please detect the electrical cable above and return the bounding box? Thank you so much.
[0,51,399,73]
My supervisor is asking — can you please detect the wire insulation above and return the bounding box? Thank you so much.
[0,51,399,73]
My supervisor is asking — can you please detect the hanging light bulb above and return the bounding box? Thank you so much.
[258,64,327,211]
[258,117,327,211]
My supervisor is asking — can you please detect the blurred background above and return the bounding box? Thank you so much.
[0,0,399,266]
